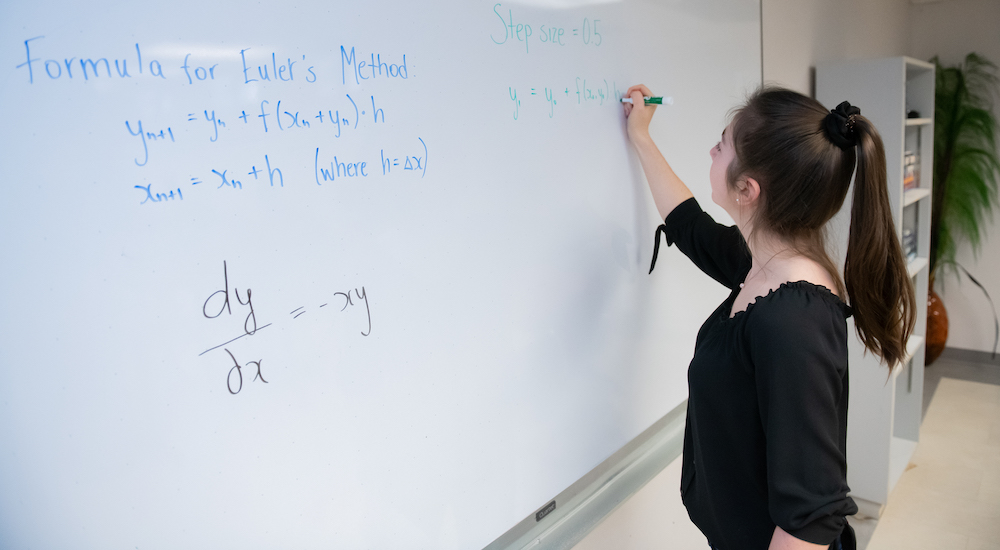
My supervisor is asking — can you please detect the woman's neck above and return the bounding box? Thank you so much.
[740,228,838,296]
[740,225,795,267]
[740,229,799,288]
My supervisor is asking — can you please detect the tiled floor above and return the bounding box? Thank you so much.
[863,357,1000,549]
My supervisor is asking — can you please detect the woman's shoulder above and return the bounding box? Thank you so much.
[781,255,840,296]
[740,282,852,376]
[741,281,851,330]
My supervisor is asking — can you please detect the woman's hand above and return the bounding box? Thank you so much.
[768,526,830,550]
[619,83,692,220]
[623,84,657,143]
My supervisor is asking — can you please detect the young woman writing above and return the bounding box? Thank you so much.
[623,84,915,550]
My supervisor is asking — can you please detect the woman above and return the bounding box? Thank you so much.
[622,84,915,550]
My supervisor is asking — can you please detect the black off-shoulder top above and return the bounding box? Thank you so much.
[662,198,858,549]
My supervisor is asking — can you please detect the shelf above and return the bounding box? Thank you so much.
[905,57,935,75]
[901,334,925,368]
[907,256,929,278]
[903,188,931,207]
[891,335,925,380]
[888,436,918,490]
[819,56,933,509]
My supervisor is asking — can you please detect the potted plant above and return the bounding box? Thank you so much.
[926,53,1000,364]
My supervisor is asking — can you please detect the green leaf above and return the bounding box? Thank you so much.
[931,53,1000,278]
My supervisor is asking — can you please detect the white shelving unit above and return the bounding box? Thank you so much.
[817,56,935,518]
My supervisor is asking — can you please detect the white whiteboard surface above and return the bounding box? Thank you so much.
[0,1,759,548]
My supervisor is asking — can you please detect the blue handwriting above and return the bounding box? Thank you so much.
[135,183,183,204]
[380,137,428,178]
[507,78,622,120]
[240,48,316,84]
[17,37,166,83]
[126,120,174,166]
[181,54,218,84]
[491,4,603,53]
[341,46,409,85]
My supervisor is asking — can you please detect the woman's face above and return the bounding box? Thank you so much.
[709,123,739,212]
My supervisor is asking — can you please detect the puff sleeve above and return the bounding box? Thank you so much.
[660,198,750,289]
[746,288,858,544]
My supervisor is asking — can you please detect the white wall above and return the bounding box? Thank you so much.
[762,0,910,94]
[910,0,1000,355]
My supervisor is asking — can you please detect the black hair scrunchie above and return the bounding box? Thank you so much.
[824,101,862,150]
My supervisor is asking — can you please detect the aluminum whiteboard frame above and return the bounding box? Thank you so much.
[485,400,687,550]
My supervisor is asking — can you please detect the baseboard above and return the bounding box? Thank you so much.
[938,347,1000,366]
[851,496,884,520]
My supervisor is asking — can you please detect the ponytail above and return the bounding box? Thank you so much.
[729,89,916,371]
[844,117,916,370]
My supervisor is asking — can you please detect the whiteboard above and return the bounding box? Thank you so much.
[0,1,760,548]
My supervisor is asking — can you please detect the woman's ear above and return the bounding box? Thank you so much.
[740,177,761,205]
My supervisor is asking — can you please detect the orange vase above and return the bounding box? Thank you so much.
[926,289,949,365]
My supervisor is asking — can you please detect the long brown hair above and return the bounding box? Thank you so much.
[726,87,915,369]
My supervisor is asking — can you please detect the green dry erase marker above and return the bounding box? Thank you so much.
[619,96,673,105]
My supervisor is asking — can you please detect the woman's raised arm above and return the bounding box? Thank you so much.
[623,84,694,220]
